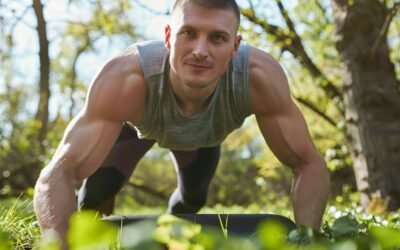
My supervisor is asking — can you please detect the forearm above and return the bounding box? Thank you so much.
[291,158,330,230]
[34,163,77,242]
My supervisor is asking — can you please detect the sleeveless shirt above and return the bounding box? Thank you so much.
[130,40,250,151]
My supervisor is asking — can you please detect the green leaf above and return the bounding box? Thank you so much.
[330,240,358,250]
[330,215,361,238]
[67,211,118,250]
[120,220,161,249]
[258,220,288,249]
[370,226,400,249]
[154,214,202,248]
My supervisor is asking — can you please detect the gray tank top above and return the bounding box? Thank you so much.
[131,40,250,151]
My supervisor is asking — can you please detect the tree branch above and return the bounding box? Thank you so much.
[370,1,400,55]
[8,5,33,33]
[277,0,342,101]
[241,6,343,108]
[314,0,331,24]
[294,96,337,127]
[275,0,297,36]
[241,8,286,40]
[286,68,339,128]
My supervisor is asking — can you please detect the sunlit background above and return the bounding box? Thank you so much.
[1,0,399,219]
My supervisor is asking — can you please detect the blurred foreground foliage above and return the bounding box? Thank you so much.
[1,198,400,250]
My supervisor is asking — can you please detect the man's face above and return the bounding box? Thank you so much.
[165,3,241,89]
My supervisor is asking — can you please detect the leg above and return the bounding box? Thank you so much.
[168,145,220,214]
[77,123,155,215]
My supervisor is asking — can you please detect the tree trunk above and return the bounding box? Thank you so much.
[331,0,400,210]
[33,0,50,153]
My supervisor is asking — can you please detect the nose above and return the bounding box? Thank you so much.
[192,37,208,60]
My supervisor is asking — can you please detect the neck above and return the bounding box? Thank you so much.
[169,74,219,117]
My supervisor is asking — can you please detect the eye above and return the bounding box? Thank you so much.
[211,34,227,42]
[181,30,195,37]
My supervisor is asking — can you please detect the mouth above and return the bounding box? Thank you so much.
[185,63,212,70]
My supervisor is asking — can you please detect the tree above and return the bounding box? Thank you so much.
[32,0,50,154]
[331,0,400,210]
[241,0,400,211]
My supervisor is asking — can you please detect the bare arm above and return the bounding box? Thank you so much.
[249,47,330,229]
[33,48,146,241]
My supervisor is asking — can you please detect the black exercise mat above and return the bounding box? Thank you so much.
[102,213,297,235]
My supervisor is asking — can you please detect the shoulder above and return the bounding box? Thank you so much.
[85,44,147,125]
[134,40,166,57]
[134,40,168,77]
[248,46,292,115]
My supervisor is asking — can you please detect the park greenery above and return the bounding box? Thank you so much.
[1,198,400,249]
[0,0,399,249]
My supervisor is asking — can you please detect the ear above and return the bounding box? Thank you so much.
[164,25,171,49]
[231,35,242,58]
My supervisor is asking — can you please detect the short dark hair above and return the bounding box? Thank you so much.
[172,0,241,27]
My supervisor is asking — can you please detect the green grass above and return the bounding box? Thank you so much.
[0,198,41,249]
[2,197,400,250]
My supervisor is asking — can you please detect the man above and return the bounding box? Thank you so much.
[34,0,330,243]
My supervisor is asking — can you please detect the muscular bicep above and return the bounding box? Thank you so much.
[256,104,319,169]
[249,47,320,169]
[52,110,122,181]
[50,50,145,181]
